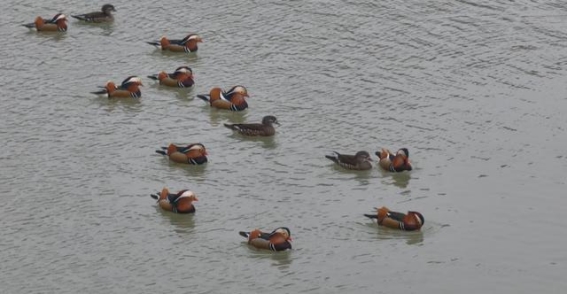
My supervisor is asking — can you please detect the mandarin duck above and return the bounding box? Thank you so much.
[155,143,208,165]
[71,4,116,23]
[376,148,412,172]
[147,34,203,53]
[239,227,292,251]
[91,76,142,99]
[196,86,249,111]
[147,66,194,88]
[364,206,424,231]
[23,13,67,32]
[151,188,198,214]
[325,151,372,170]
[224,115,279,137]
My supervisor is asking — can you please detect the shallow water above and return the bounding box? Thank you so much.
[1,0,567,293]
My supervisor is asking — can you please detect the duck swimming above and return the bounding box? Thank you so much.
[155,143,208,165]
[364,206,424,231]
[224,115,279,137]
[151,188,198,214]
[325,151,372,170]
[23,13,67,32]
[239,227,292,251]
[376,148,412,172]
[71,4,116,23]
[197,85,249,111]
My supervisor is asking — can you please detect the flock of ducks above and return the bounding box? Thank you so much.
[24,4,424,251]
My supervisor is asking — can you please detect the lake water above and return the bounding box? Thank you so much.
[1,0,566,293]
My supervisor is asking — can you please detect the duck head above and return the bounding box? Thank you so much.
[102,4,116,14]
[262,115,279,126]
[355,151,372,163]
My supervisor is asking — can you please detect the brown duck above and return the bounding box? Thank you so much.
[71,4,116,23]
[364,206,424,231]
[224,115,279,136]
[376,148,412,172]
[23,13,67,32]
[155,143,208,165]
[91,76,143,99]
[197,85,249,111]
[147,34,203,53]
[147,66,194,88]
[151,188,198,214]
[325,151,372,170]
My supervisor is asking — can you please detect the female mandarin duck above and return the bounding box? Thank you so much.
[376,148,412,172]
[155,143,208,165]
[364,206,424,231]
[239,227,292,251]
[151,188,198,214]
[224,115,279,137]
[147,34,203,53]
[71,4,116,23]
[147,66,194,88]
[197,86,249,111]
[23,13,67,32]
[325,151,373,170]
[91,76,143,98]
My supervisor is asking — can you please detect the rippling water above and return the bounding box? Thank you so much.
[2,0,567,293]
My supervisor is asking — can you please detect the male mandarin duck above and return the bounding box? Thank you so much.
[147,66,194,88]
[23,13,67,32]
[151,188,198,214]
[71,4,116,23]
[196,86,249,111]
[91,76,143,98]
[224,115,279,137]
[155,143,208,165]
[364,206,424,231]
[325,151,373,170]
[147,34,203,53]
[376,148,412,172]
[239,227,292,251]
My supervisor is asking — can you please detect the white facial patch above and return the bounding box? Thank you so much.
[188,144,203,151]
[126,77,142,84]
[180,191,195,198]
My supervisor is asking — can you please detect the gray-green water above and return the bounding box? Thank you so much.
[1,0,566,293]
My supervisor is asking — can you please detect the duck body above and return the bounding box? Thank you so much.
[147,34,202,53]
[23,14,67,32]
[239,227,292,251]
[197,86,249,111]
[72,4,116,22]
[376,148,412,172]
[155,143,208,165]
[224,115,279,137]
[364,206,424,231]
[325,151,372,170]
[148,66,194,88]
[91,76,143,98]
[151,188,198,213]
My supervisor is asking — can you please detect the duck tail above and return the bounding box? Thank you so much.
[71,15,85,21]
[91,89,108,95]
[239,231,250,238]
[150,193,159,200]
[22,22,36,28]
[147,74,159,80]
[364,214,378,219]
[325,152,339,163]
[223,123,237,130]
[155,149,167,155]
[196,94,210,102]
[147,41,160,47]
